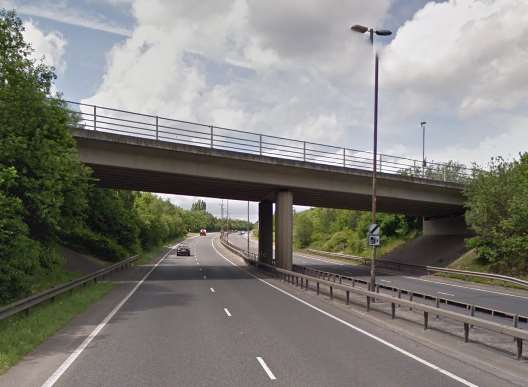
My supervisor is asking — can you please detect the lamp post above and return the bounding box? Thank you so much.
[420,121,427,176]
[351,24,392,293]
[247,201,250,255]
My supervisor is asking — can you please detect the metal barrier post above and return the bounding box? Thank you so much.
[93,105,97,130]
[210,126,214,148]
[259,134,263,155]
[156,116,159,140]
[303,142,306,161]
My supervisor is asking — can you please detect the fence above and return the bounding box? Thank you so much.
[64,100,473,184]
[0,255,138,321]
[305,249,528,290]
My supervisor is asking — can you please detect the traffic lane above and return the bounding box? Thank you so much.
[204,238,478,387]
[52,236,272,387]
[293,253,528,318]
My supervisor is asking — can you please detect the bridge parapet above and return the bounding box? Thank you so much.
[65,100,473,185]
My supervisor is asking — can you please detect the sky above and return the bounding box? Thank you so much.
[3,0,528,220]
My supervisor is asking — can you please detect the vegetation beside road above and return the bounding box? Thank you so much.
[0,11,252,305]
[293,207,420,257]
[464,154,528,277]
[0,282,114,375]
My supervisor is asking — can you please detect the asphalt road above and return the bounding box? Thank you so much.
[27,234,515,386]
[228,234,528,324]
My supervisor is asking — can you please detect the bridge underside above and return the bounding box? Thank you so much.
[74,129,467,270]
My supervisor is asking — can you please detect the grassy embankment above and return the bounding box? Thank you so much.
[435,250,528,290]
[0,239,181,375]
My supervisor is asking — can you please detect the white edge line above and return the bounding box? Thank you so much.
[211,239,478,387]
[224,307,232,317]
[403,276,528,300]
[42,239,195,387]
[210,287,215,293]
[256,357,276,380]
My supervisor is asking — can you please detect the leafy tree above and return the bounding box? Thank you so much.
[191,199,207,212]
[294,214,313,248]
[465,154,528,275]
[0,9,90,302]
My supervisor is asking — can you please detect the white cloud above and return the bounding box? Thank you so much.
[22,20,67,72]
[81,0,528,185]
[2,0,133,36]
[384,0,528,118]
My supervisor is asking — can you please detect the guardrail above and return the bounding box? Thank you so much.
[219,237,526,360]
[306,249,528,290]
[63,100,473,184]
[0,254,139,321]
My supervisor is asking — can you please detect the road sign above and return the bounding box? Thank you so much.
[367,223,380,246]
[368,235,380,247]
[368,223,380,236]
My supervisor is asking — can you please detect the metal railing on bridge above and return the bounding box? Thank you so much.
[65,100,474,184]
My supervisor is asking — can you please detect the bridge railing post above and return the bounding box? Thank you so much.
[155,116,159,140]
[210,126,214,148]
[93,105,97,131]
[259,134,263,156]
[343,148,346,167]
[303,142,306,161]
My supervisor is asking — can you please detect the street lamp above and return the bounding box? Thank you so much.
[350,24,392,293]
[420,121,427,175]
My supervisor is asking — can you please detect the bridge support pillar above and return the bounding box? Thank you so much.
[275,190,293,270]
[258,201,274,265]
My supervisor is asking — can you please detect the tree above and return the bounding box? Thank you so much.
[294,214,314,248]
[465,154,528,275]
[191,199,207,212]
[0,9,90,302]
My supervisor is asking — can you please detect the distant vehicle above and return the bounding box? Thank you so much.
[239,231,245,235]
[199,228,207,236]
[176,244,191,256]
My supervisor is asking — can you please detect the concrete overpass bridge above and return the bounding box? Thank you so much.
[68,101,472,270]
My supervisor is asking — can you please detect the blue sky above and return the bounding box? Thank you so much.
[3,0,528,219]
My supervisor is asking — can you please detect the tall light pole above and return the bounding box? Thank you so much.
[420,121,427,176]
[351,24,392,292]
[226,200,230,241]
[247,201,250,255]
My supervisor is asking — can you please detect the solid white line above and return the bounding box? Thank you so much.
[211,239,477,387]
[210,287,215,293]
[403,276,528,300]
[224,307,232,317]
[256,357,276,380]
[41,243,181,387]
[438,291,455,297]
[295,253,345,266]
[380,279,392,283]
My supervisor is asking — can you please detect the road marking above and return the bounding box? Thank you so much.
[41,241,188,387]
[438,291,455,297]
[295,253,346,266]
[403,276,528,300]
[256,357,276,380]
[380,279,392,283]
[224,308,232,317]
[210,287,215,293]
[211,239,478,387]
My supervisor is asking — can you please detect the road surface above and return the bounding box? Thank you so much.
[6,234,516,386]
[227,233,528,325]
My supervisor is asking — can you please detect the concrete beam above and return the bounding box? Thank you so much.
[72,129,465,216]
[275,191,293,270]
[258,201,273,265]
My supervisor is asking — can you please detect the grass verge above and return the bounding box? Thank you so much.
[435,249,528,290]
[0,282,114,375]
